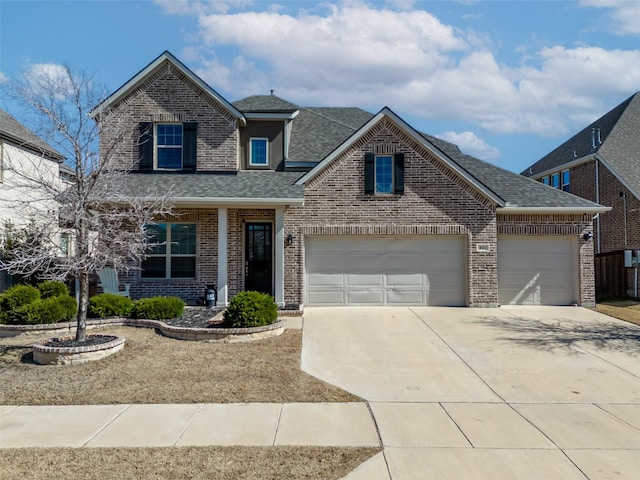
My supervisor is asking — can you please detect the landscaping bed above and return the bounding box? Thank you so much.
[0,325,360,405]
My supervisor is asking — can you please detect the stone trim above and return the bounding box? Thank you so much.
[300,224,469,236]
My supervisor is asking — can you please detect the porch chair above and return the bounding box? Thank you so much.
[98,268,130,297]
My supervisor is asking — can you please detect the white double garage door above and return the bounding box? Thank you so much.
[305,236,577,306]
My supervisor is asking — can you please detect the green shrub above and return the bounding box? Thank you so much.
[224,291,277,328]
[133,296,185,320]
[11,295,77,325]
[0,285,40,312]
[37,280,69,299]
[88,293,134,318]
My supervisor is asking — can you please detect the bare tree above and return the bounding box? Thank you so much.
[1,65,172,341]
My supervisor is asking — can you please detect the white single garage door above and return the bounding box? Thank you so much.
[305,236,466,306]
[498,236,576,305]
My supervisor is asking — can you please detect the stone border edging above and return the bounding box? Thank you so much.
[33,335,126,365]
[1,317,286,343]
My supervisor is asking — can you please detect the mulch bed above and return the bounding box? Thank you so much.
[162,307,225,328]
[43,334,119,348]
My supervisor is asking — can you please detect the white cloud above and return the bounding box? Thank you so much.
[437,131,500,161]
[24,63,74,100]
[153,0,253,15]
[159,1,640,140]
[580,0,640,35]
[0,71,8,84]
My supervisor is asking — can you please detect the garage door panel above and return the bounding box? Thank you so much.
[386,290,424,305]
[305,236,466,306]
[307,273,345,287]
[386,273,423,286]
[347,274,384,286]
[498,237,575,306]
[347,290,385,304]
[307,290,346,305]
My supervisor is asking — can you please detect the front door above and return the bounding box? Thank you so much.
[245,223,272,295]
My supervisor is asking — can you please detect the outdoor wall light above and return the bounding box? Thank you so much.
[582,232,593,241]
[286,234,294,245]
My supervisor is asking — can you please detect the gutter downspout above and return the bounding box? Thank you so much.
[595,158,601,254]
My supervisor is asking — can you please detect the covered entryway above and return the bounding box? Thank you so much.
[498,236,576,305]
[305,236,466,306]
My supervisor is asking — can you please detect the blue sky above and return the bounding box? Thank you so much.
[1,0,640,174]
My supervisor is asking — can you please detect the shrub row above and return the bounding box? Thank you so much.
[0,282,76,325]
[88,294,184,320]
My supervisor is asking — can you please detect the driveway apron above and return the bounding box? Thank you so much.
[302,306,640,480]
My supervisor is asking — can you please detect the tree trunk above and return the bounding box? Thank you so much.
[76,271,89,342]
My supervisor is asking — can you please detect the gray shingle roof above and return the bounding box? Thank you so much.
[417,131,601,209]
[233,95,300,113]
[288,107,374,164]
[522,92,640,197]
[109,171,304,201]
[0,109,64,160]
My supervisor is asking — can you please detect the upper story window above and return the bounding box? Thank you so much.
[156,124,183,169]
[139,122,197,172]
[375,155,394,194]
[561,170,570,192]
[539,170,570,192]
[364,152,404,196]
[249,138,269,166]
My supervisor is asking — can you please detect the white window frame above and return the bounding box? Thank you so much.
[561,169,570,192]
[249,137,269,167]
[155,123,183,170]
[374,154,394,194]
[142,222,197,279]
[541,176,550,185]
[551,172,560,189]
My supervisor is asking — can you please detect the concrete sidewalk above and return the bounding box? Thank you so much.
[0,402,379,448]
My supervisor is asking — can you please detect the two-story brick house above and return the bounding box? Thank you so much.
[92,51,607,309]
[523,92,640,298]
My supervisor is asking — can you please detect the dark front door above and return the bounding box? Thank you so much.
[245,223,272,295]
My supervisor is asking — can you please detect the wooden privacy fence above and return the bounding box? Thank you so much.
[595,250,625,299]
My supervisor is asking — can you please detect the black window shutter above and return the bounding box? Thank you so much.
[364,152,374,194]
[394,152,405,195]
[183,122,197,171]
[139,122,153,171]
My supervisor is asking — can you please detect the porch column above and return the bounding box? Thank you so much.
[275,207,285,307]
[217,207,228,307]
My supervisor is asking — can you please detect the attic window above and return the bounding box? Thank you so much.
[250,138,269,166]
[364,152,404,195]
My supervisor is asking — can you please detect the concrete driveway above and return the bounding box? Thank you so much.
[302,306,640,480]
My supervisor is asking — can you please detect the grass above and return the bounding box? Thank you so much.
[594,299,640,327]
[0,325,379,479]
[0,446,380,480]
[0,326,359,405]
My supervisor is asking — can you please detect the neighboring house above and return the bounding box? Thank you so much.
[522,92,640,298]
[0,109,70,289]
[92,51,608,309]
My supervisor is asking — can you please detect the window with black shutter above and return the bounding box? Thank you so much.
[364,152,405,195]
[137,121,197,171]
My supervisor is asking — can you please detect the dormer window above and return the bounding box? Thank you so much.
[250,138,269,166]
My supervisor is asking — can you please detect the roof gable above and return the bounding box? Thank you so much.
[0,109,64,161]
[296,107,505,207]
[90,51,246,125]
[523,92,640,199]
